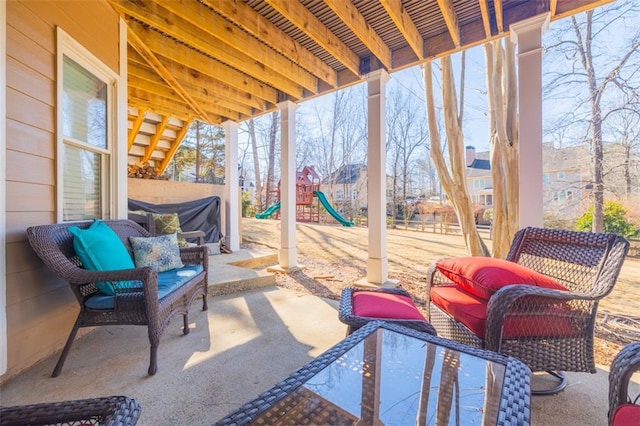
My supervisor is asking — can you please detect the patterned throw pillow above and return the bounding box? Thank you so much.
[129,233,184,272]
[152,213,189,247]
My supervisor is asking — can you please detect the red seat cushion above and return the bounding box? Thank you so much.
[436,257,568,300]
[612,404,640,426]
[352,291,426,321]
[430,285,581,339]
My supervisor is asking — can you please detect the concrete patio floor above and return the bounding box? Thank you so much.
[0,282,632,425]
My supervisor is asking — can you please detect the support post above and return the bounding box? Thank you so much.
[511,13,549,229]
[223,120,240,251]
[361,70,390,286]
[278,101,298,270]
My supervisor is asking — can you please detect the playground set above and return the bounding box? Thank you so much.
[255,166,354,227]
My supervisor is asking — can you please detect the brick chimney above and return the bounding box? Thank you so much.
[465,145,476,167]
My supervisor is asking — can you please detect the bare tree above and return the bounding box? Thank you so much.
[544,1,640,231]
[246,119,263,210]
[424,56,489,256]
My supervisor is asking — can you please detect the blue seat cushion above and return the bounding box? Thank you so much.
[85,265,204,310]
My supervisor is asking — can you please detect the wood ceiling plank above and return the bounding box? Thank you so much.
[379,0,423,60]
[478,0,492,37]
[324,0,392,69]
[129,90,222,124]
[142,115,169,162]
[128,108,147,151]
[158,119,193,175]
[110,0,309,97]
[128,48,266,112]
[155,0,318,94]
[201,0,337,87]
[128,67,253,116]
[436,0,461,47]
[127,25,213,123]
[553,0,613,20]
[128,20,278,106]
[265,0,361,76]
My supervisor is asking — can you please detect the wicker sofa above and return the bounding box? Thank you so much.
[427,226,629,394]
[26,219,209,376]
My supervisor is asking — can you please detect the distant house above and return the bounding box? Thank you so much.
[320,163,396,215]
[465,143,594,220]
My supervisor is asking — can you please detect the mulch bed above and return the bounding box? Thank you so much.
[266,251,633,367]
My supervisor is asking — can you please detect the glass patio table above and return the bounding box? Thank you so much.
[215,321,531,426]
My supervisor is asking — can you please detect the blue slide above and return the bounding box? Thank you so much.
[313,191,354,227]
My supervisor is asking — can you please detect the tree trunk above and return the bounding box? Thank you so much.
[424,59,489,256]
[248,119,263,210]
[266,112,278,205]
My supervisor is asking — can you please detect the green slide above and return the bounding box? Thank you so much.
[314,191,354,227]
[255,201,281,219]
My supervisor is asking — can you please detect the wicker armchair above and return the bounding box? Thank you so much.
[608,342,640,425]
[0,395,141,426]
[26,220,208,377]
[427,227,629,395]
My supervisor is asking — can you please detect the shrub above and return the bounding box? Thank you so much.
[575,201,639,238]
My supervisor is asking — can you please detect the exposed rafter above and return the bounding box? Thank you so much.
[265,0,361,76]
[380,0,423,60]
[550,0,559,17]
[478,0,492,38]
[324,0,392,69]
[128,108,147,150]
[437,0,462,48]
[495,0,504,33]
[201,0,337,87]
[126,25,212,123]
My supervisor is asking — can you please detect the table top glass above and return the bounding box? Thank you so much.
[251,328,506,425]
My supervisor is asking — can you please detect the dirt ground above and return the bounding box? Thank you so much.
[241,218,640,366]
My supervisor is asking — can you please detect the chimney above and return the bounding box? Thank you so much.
[465,145,476,167]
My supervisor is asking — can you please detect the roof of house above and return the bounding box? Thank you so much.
[324,163,366,184]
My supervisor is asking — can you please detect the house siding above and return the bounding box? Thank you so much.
[3,0,120,381]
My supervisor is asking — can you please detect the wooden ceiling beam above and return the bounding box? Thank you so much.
[158,119,193,175]
[129,89,222,124]
[142,115,170,163]
[128,108,147,151]
[111,0,310,97]
[550,0,558,17]
[201,0,337,87]
[324,0,392,69]
[128,65,253,116]
[128,48,266,112]
[553,0,614,20]
[127,20,278,105]
[478,0,492,38]
[436,0,462,48]
[155,0,318,94]
[495,0,504,33]
[265,0,361,76]
[380,0,424,60]
[126,25,213,123]
[128,75,243,120]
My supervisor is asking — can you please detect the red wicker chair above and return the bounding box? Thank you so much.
[609,342,640,425]
[26,220,208,377]
[427,227,629,395]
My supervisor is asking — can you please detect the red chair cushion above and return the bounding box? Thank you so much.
[352,291,426,321]
[430,285,580,339]
[436,256,568,300]
[612,404,640,426]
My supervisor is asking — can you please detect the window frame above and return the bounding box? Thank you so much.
[56,28,119,222]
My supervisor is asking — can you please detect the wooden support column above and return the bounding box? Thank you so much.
[278,101,298,270]
[511,13,549,229]
[223,120,240,251]
[361,70,390,286]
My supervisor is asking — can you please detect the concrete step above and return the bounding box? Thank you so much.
[207,247,278,296]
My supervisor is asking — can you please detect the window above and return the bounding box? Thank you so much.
[473,179,484,189]
[57,28,117,221]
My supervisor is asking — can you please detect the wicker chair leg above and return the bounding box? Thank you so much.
[52,320,81,377]
[148,344,158,376]
[532,371,567,396]
[183,314,190,335]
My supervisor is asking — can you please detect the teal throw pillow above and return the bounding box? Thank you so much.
[129,233,184,272]
[68,219,136,295]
